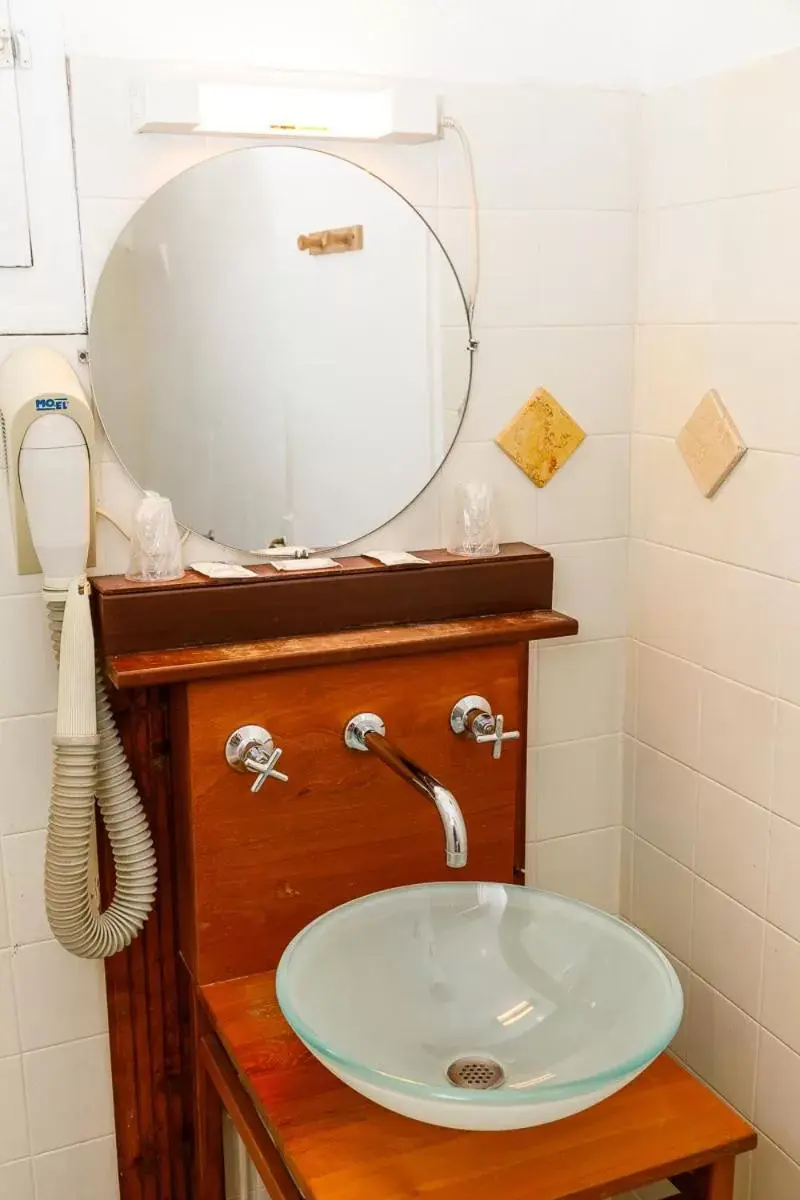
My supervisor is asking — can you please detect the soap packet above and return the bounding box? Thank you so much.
[190,562,259,580]
[363,550,428,566]
[270,557,341,572]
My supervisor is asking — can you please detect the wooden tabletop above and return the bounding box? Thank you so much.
[201,971,756,1200]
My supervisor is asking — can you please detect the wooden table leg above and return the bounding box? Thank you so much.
[672,1157,737,1200]
[707,1158,736,1200]
[197,1049,225,1200]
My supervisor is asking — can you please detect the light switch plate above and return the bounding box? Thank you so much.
[676,389,746,498]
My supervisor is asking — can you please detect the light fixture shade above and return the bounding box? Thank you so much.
[131,77,440,143]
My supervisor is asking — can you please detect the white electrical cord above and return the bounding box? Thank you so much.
[441,116,481,322]
[45,578,157,958]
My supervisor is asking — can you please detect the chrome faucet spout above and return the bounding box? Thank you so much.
[429,782,468,869]
[344,713,468,869]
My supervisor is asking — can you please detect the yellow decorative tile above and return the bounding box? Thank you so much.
[676,389,747,498]
[495,387,586,488]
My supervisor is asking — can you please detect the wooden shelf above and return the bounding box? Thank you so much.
[92,543,561,659]
[105,609,577,688]
[200,971,756,1200]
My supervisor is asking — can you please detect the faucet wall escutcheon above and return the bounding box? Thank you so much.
[225,724,289,792]
[450,695,521,760]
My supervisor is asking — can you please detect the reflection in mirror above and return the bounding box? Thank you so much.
[90,146,472,551]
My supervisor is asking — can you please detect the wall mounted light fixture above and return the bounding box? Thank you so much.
[131,78,440,144]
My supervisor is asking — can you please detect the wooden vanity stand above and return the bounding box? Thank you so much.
[91,544,755,1200]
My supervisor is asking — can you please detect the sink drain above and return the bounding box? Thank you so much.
[446,1057,506,1090]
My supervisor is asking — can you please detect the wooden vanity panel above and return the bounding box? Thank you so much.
[176,643,524,985]
[93,543,555,657]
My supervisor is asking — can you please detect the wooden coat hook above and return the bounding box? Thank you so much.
[297,224,364,255]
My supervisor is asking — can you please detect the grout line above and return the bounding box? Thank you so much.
[526,823,621,846]
[632,636,782,704]
[642,180,800,213]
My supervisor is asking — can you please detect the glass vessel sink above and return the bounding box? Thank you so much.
[276,883,683,1131]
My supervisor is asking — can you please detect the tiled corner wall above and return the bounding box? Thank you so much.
[0,44,638,1196]
[625,48,800,1200]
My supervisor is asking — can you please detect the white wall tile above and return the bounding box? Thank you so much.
[0,480,41,600]
[634,742,697,868]
[691,881,764,1018]
[714,53,800,199]
[667,952,692,1064]
[439,85,638,212]
[623,642,637,737]
[24,1035,115,1155]
[755,1032,800,1164]
[535,211,636,327]
[619,827,633,920]
[0,950,19,1059]
[0,715,56,836]
[633,434,798,581]
[79,196,143,310]
[0,840,9,950]
[636,646,700,768]
[69,56,222,202]
[437,440,537,545]
[530,734,622,840]
[771,702,800,827]
[0,1056,30,1166]
[536,639,626,745]
[460,327,633,444]
[32,1135,120,1200]
[767,817,800,942]
[537,436,630,545]
[13,942,108,1052]
[762,926,800,1057]
[697,673,775,808]
[640,75,724,208]
[631,838,694,963]
[631,541,783,696]
[622,733,635,827]
[685,976,758,1119]
[714,191,800,326]
[346,476,443,556]
[638,205,718,325]
[635,324,800,454]
[778,583,800,709]
[2,831,50,946]
[695,779,770,915]
[0,1157,34,1199]
[458,209,635,329]
[635,47,800,1192]
[752,1136,800,1200]
[532,827,621,913]
[0,598,58,719]
[543,540,628,642]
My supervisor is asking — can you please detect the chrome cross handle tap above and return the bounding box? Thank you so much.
[225,725,289,793]
[450,695,521,760]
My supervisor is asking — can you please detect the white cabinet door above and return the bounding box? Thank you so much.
[0,0,84,333]
[0,1,32,265]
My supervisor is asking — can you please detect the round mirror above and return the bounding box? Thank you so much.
[89,146,472,551]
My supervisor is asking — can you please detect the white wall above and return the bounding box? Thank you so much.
[57,0,641,87]
[627,45,800,1200]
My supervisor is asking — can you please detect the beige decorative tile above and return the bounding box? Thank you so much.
[676,389,747,497]
[495,387,585,488]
